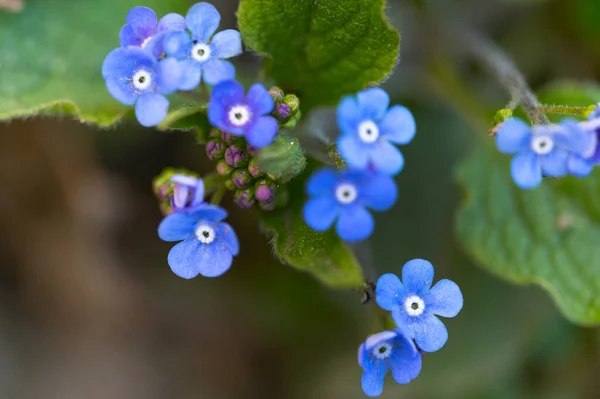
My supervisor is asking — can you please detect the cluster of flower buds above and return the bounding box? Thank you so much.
[205,87,300,210]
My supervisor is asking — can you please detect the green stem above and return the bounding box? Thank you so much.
[538,104,590,117]
[210,184,227,205]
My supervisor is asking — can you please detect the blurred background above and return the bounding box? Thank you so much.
[1,0,600,398]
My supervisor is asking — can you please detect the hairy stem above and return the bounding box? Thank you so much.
[538,104,591,117]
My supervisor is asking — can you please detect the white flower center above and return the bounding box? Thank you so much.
[372,342,392,360]
[228,105,251,126]
[141,36,153,48]
[191,43,211,62]
[335,183,358,205]
[405,295,425,316]
[195,224,215,244]
[531,135,554,155]
[358,120,380,144]
[132,70,152,90]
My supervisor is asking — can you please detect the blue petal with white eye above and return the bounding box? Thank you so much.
[335,203,374,242]
[135,93,169,127]
[511,151,542,189]
[216,222,239,256]
[245,116,278,148]
[425,279,463,317]
[158,212,195,242]
[360,173,397,211]
[303,197,339,231]
[186,2,221,43]
[375,273,404,310]
[356,88,389,121]
[210,29,243,59]
[402,258,434,296]
[379,105,416,144]
[202,59,236,86]
[496,118,531,154]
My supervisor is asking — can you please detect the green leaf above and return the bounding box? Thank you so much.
[456,143,600,325]
[238,0,400,109]
[260,166,364,289]
[256,134,307,183]
[0,0,195,126]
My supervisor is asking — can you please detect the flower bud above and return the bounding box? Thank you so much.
[206,139,226,160]
[225,179,236,190]
[152,168,204,215]
[247,158,264,178]
[283,94,300,116]
[273,103,292,123]
[255,179,277,203]
[268,86,285,105]
[234,188,256,209]
[231,169,254,189]
[216,160,233,177]
[225,145,249,168]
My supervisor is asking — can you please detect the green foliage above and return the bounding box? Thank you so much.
[0,0,197,127]
[261,165,364,289]
[256,134,307,183]
[237,0,400,109]
[456,144,600,325]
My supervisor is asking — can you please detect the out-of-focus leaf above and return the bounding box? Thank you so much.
[256,134,307,183]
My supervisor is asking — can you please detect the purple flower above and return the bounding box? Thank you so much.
[303,168,397,242]
[170,174,205,211]
[358,329,422,397]
[208,80,279,148]
[376,259,463,353]
[496,118,597,189]
[158,205,239,279]
[164,2,242,89]
[119,6,186,58]
[102,47,182,126]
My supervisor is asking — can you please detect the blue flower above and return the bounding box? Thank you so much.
[303,168,397,242]
[119,6,186,58]
[208,80,279,148]
[158,205,239,279]
[496,118,597,189]
[358,329,422,397]
[584,104,600,164]
[336,88,416,175]
[164,2,242,89]
[102,47,182,127]
[171,174,205,211]
[376,259,463,353]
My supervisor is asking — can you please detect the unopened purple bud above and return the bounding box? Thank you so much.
[255,179,277,203]
[231,169,254,188]
[225,145,249,168]
[268,87,285,105]
[206,139,226,160]
[274,103,292,123]
[170,174,205,211]
[283,94,300,116]
[216,160,233,177]
[234,188,255,209]
[247,158,264,178]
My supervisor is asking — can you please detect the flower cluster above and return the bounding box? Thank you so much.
[303,88,416,242]
[102,3,242,127]
[496,110,600,189]
[358,259,463,396]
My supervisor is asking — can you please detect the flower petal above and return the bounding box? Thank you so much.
[246,83,274,115]
[425,279,463,317]
[411,314,448,352]
[135,93,169,127]
[202,58,236,86]
[102,47,152,79]
[361,361,387,397]
[559,119,597,157]
[375,273,404,310]
[357,88,389,121]
[119,24,141,47]
[178,59,202,91]
[379,105,416,144]
[158,212,196,242]
[402,258,434,295]
[540,148,568,177]
[303,197,338,231]
[337,134,369,169]
[157,13,186,33]
[105,77,136,105]
[510,151,542,189]
[369,141,404,175]
[496,118,531,154]
[335,203,374,242]
[216,222,239,256]
[188,204,228,223]
[191,179,205,207]
[164,31,191,59]
[186,2,221,43]
[155,57,182,94]
[307,168,338,196]
[245,116,278,148]
[389,332,422,384]
[210,29,243,59]
[567,155,594,177]
[173,185,190,209]
[167,238,233,279]
[126,6,157,38]
[336,96,361,134]
[360,173,397,211]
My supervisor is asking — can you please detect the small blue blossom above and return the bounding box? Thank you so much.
[584,104,600,164]
[358,329,422,397]
[171,174,205,211]
[376,259,463,353]
[336,88,416,175]
[158,205,239,279]
[496,118,597,189]
[208,80,279,148]
[164,2,242,89]
[303,168,397,242]
[102,47,182,127]
[119,6,186,58]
